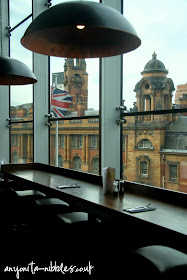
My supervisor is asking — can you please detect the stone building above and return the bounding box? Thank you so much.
[175,83,187,116]
[50,58,99,173]
[122,52,187,193]
[10,55,187,193]
[51,58,88,117]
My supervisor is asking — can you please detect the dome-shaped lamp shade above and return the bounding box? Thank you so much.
[0,56,37,85]
[21,1,141,58]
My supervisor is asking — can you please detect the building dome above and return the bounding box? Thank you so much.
[141,52,168,74]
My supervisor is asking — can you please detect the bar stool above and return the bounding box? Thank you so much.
[57,212,88,224]
[15,189,46,199]
[11,190,89,231]
[5,183,85,221]
[131,245,187,280]
[32,197,71,213]
[1,186,82,228]
[5,179,47,198]
[6,185,74,214]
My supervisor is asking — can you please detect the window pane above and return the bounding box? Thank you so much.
[73,156,82,170]
[138,139,153,149]
[122,0,187,193]
[169,165,177,181]
[50,57,99,118]
[9,7,33,112]
[50,119,99,174]
[10,123,33,163]
[49,1,100,174]
[123,0,187,112]
[122,113,187,193]
[78,136,83,148]
[72,136,77,148]
[9,0,32,27]
[9,1,34,165]
[50,1,99,118]
[140,162,147,176]
[50,0,99,118]
[93,158,99,174]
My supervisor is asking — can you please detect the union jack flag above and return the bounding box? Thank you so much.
[51,86,72,118]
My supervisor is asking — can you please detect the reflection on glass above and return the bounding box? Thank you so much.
[10,123,33,163]
[50,120,99,174]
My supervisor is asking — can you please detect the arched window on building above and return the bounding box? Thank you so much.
[12,152,18,163]
[92,157,99,174]
[73,156,82,170]
[138,139,153,149]
[58,155,63,167]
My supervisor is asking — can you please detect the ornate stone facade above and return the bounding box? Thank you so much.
[123,53,187,193]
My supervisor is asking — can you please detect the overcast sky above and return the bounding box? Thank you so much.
[123,0,187,109]
[9,0,187,111]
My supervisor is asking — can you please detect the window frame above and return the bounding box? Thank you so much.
[8,4,34,164]
[138,139,153,150]
[168,163,179,183]
[140,161,148,177]
[169,165,178,181]
[73,156,82,170]
[59,135,64,148]
[90,135,97,149]
[92,157,99,174]
[72,135,77,148]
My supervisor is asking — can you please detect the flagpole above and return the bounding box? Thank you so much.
[54,74,59,167]
[55,120,58,166]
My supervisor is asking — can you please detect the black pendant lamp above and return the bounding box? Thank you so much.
[0,0,37,85]
[21,1,141,58]
[0,56,37,85]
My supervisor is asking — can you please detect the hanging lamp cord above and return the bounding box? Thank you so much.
[0,0,4,56]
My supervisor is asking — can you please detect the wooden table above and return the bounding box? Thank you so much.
[2,163,187,252]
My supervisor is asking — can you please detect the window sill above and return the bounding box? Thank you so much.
[168,180,178,184]
[140,175,148,178]
[135,148,154,151]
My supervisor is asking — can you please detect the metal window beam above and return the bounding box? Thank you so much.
[33,0,49,163]
[0,0,9,163]
[100,0,123,179]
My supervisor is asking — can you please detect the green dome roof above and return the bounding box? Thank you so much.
[141,52,168,74]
